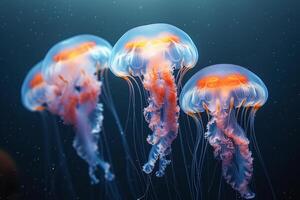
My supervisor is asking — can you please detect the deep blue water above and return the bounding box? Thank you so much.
[0,0,299,199]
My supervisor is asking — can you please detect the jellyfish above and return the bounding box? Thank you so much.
[21,35,115,184]
[109,23,198,176]
[180,64,268,199]
[21,61,77,199]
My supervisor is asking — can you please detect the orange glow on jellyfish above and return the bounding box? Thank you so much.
[53,41,97,62]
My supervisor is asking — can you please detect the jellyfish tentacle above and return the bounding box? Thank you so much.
[155,146,171,177]
[53,75,115,184]
[222,112,254,199]
[205,116,234,161]
[207,111,255,199]
[71,75,115,183]
[73,100,114,184]
[142,143,160,174]
[142,62,179,175]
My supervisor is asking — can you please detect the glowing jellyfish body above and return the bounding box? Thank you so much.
[110,24,198,176]
[21,35,114,184]
[180,64,268,199]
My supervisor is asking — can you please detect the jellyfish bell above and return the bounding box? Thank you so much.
[110,23,198,77]
[21,62,56,112]
[42,34,112,86]
[40,34,113,123]
[180,64,268,114]
[180,64,268,199]
[109,23,198,177]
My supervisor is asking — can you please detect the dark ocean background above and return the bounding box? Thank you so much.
[0,0,299,199]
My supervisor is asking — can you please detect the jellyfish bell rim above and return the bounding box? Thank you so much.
[41,34,113,83]
[21,62,46,112]
[109,23,199,77]
[179,64,268,115]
